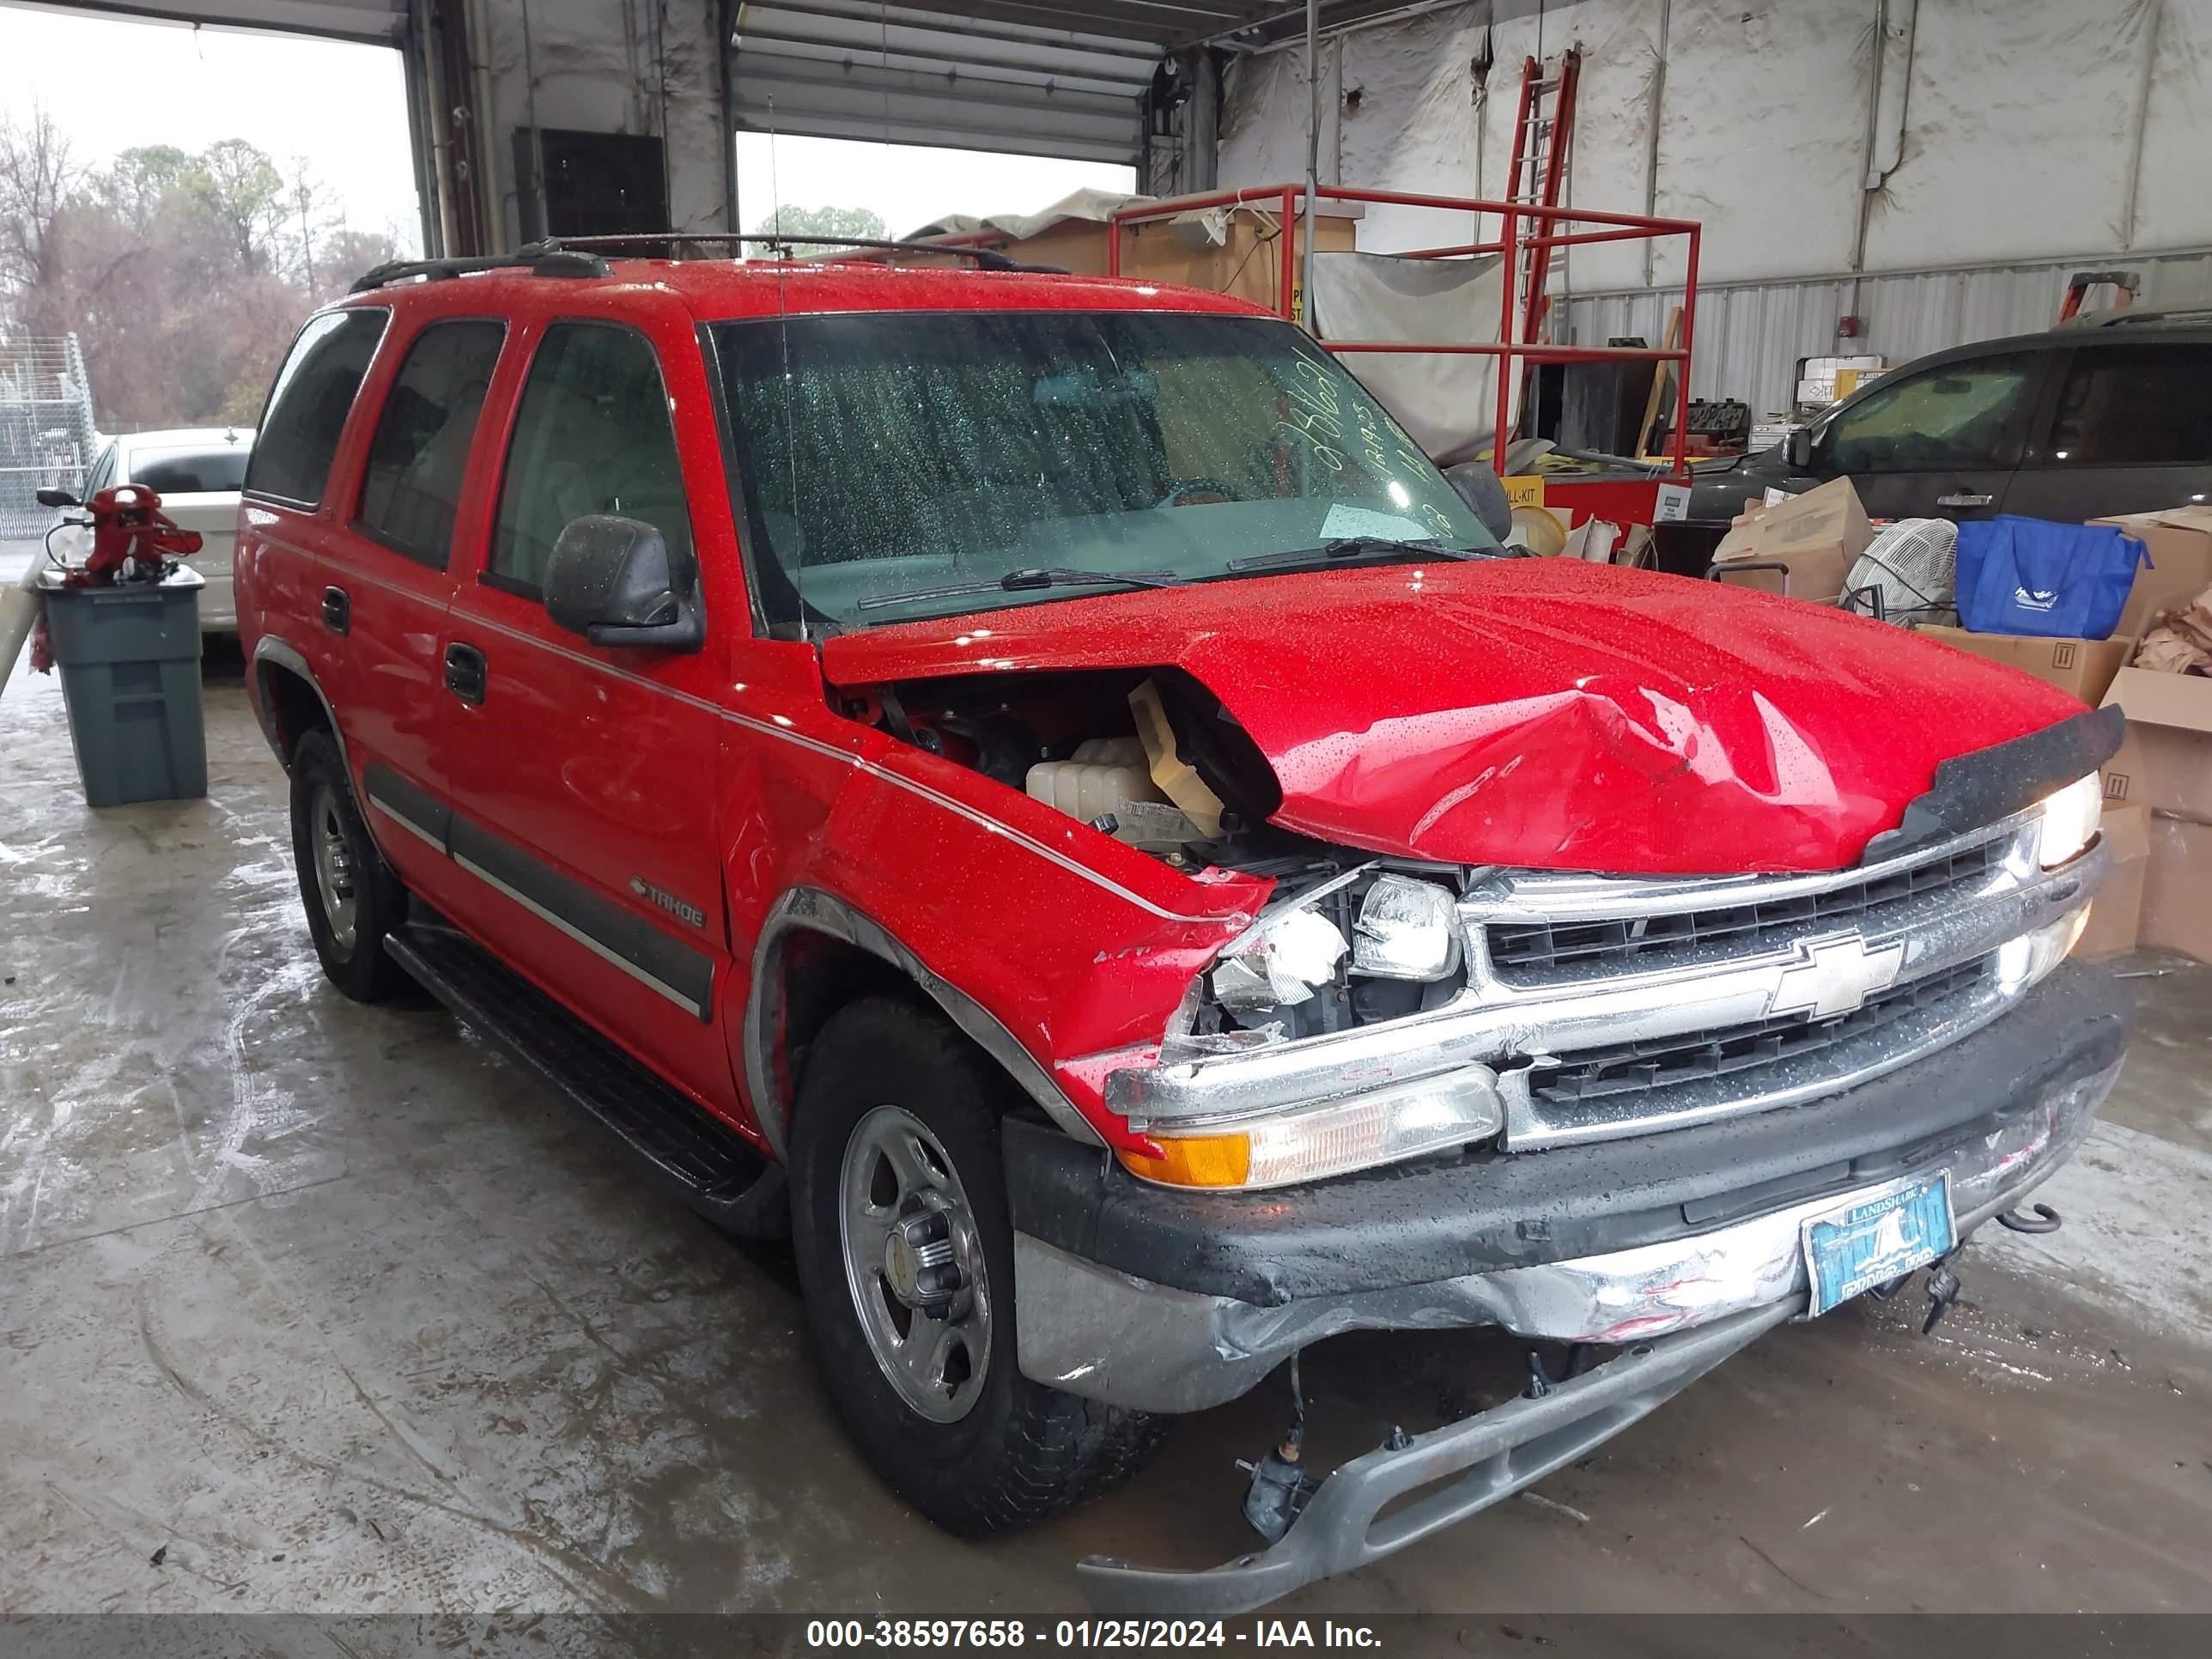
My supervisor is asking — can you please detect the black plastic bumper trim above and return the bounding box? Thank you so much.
[1005,961,2129,1307]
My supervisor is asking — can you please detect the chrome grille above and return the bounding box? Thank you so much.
[1523,957,1993,1108]
[1484,840,2002,986]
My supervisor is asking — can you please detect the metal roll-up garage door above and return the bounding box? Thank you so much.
[731,1,1267,165]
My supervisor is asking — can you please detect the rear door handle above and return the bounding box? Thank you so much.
[320,586,349,634]
[1936,493,1994,508]
[443,641,487,705]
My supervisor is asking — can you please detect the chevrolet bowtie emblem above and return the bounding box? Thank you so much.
[1768,933,1905,1019]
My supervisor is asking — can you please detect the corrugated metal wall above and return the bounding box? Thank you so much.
[1561,247,2212,418]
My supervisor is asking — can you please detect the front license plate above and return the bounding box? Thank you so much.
[1801,1173,1956,1317]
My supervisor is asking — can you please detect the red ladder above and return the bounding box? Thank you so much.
[1503,49,1582,343]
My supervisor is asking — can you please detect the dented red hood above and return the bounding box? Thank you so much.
[819,559,2087,875]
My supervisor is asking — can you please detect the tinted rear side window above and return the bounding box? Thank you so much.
[130,444,250,495]
[246,309,389,507]
[356,320,507,568]
[2049,343,2212,466]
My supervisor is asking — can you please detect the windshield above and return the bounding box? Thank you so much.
[129,441,251,495]
[708,311,1495,629]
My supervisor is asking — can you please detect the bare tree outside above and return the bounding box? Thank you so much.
[0,126,407,431]
[0,106,82,314]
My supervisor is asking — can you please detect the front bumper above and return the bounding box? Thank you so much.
[1011,963,2127,1414]
[1076,1299,1795,1617]
[1048,978,2123,1617]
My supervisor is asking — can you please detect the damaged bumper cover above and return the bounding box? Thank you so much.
[1074,1299,1796,1617]
[1024,964,2125,1614]
[1011,963,2125,1414]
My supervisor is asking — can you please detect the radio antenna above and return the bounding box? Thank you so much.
[767,98,808,644]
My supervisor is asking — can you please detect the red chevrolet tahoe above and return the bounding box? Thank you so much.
[236,245,2127,1613]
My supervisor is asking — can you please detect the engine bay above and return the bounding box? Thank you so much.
[840,666,1475,1045]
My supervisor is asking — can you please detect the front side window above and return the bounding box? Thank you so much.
[489,323,693,593]
[1819,353,2038,474]
[2047,343,2212,467]
[246,308,390,507]
[128,441,251,495]
[356,319,507,568]
[710,311,1494,629]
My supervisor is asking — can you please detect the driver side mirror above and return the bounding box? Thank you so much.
[37,487,80,509]
[543,515,703,652]
[1785,428,1814,470]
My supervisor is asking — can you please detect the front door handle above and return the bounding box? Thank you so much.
[1936,493,1995,508]
[443,641,487,705]
[320,586,349,634]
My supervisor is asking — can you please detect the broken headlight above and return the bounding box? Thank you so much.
[1206,868,1361,1013]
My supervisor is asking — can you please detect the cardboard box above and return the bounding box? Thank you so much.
[2073,801,2149,960]
[1709,477,1872,601]
[2088,504,2212,638]
[1118,203,1360,312]
[2140,815,2212,964]
[2099,665,2212,821]
[1910,624,2130,705]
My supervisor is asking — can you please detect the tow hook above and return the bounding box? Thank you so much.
[1239,1353,1319,1545]
[1996,1202,2063,1234]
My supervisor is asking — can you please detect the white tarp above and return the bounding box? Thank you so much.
[900,188,1143,243]
[1309,252,1512,463]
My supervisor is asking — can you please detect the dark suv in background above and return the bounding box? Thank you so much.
[1664,307,2212,568]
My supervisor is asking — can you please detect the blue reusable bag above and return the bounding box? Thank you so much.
[1952,515,2148,640]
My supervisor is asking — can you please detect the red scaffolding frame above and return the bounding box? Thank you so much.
[1105,185,1702,524]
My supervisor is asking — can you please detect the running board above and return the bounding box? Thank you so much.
[386,922,787,1237]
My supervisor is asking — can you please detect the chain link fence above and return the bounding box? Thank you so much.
[1,334,98,539]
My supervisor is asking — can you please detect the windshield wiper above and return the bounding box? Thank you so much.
[855,566,1187,613]
[1225,536,1490,573]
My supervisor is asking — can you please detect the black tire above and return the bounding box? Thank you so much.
[790,993,1167,1534]
[289,728,408,1003]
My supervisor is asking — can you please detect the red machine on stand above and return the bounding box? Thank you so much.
[27,482,202,672]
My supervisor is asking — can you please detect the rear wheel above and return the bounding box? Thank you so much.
[790,994,1166,1534]
[289,728,407,1002]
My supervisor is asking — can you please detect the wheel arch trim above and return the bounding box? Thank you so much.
[251,637,393,867]
[744,885,1104,1164]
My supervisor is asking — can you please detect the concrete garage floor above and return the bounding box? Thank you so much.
[3,552,2211,1630]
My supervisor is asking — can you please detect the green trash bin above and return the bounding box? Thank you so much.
[39,568,208,808]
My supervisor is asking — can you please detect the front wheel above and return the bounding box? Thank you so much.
[790,994,1166,1534]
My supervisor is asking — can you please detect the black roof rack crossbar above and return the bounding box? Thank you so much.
[349,247,611,294]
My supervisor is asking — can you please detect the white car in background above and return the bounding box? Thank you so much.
[69,427,254,630]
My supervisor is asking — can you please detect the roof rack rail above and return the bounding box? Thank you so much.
[533,231,1066,274]
[349,247,611,294]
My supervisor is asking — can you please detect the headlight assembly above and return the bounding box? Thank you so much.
[1352,873,1463,981]
[2034,773,2102,869]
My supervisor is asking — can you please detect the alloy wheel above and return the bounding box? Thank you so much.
[837,1103,992,1423]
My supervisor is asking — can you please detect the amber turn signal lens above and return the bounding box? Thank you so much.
[1116,1133,1252,1188]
